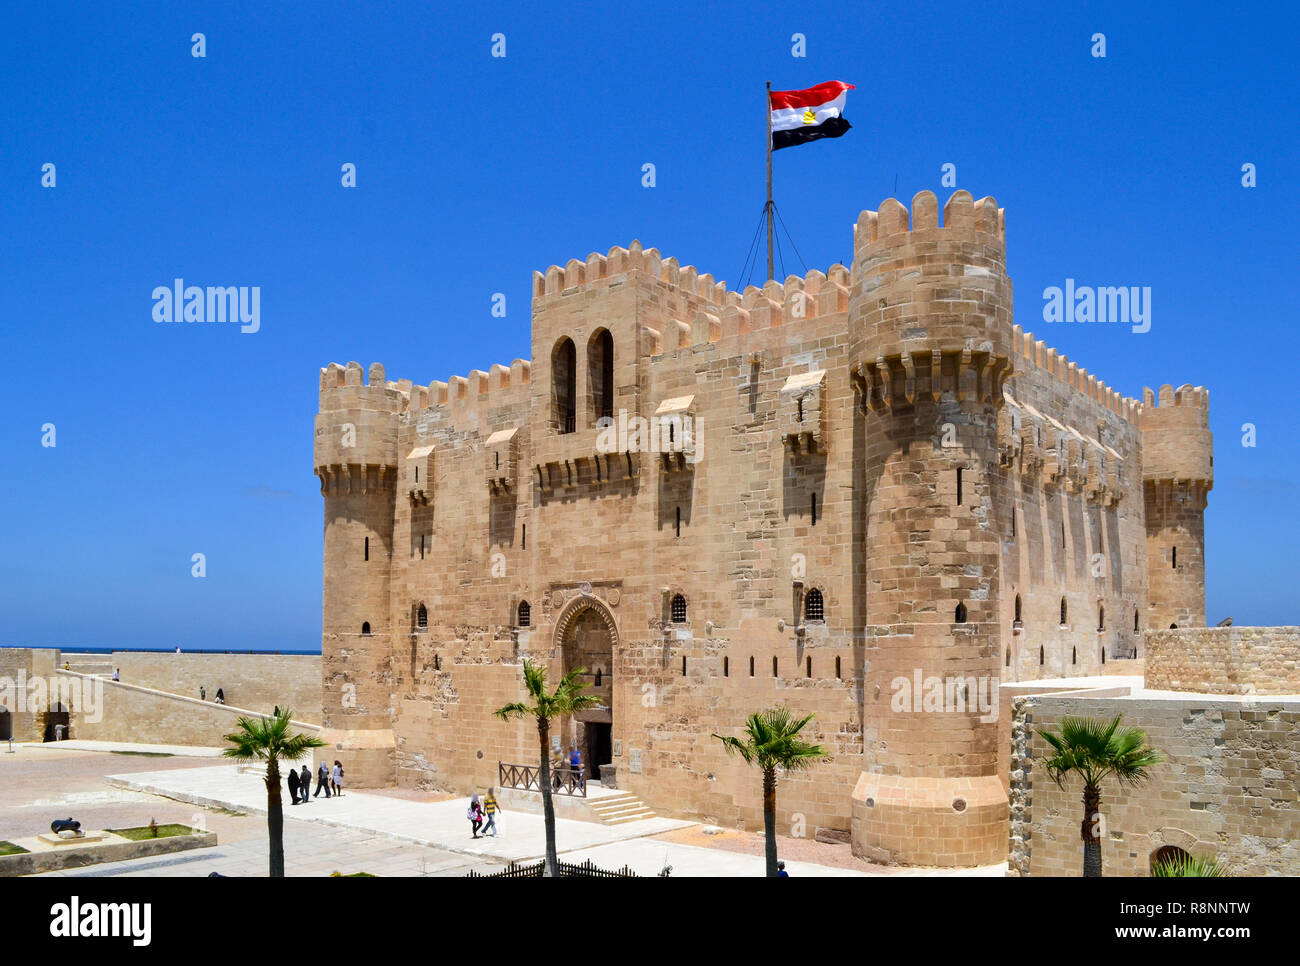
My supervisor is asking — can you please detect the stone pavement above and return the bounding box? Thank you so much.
[16,739,227,757]
[108,764,694,863]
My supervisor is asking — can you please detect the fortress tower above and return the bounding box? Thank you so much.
[314,361,401,784]
[1140,384,1212,630]
[848,190,1013,866]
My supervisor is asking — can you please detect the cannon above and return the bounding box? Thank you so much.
[50,818,81,835]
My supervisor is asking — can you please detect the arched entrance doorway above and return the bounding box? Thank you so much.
[554,595,617,785]
[0,708,11,741]
[42,703,70,742]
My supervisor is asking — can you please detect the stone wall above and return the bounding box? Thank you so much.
[61,672,320,748]
[1145,626,1300,695]
[1014,691,1300,876]
[109,652,321,718]
[0,647,58,741]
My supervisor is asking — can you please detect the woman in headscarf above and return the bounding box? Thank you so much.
[468,793,483,838]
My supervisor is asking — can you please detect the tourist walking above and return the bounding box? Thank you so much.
[569,746,583,789]
[481,788,500,837]
[299,764,312,804]
[314,760,331,798]
[468,793,484,838]
[331,760,344,797]
[200,685,206,701]
[287,765,301,805]
[112,668,119,682]
[215,688,225,705]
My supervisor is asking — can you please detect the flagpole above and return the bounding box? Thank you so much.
[765,81,774,283]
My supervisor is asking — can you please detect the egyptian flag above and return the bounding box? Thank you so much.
[770,81,854,150]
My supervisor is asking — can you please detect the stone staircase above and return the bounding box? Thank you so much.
[587,791,656,825]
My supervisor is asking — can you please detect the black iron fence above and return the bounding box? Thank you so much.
[467,858,661,878]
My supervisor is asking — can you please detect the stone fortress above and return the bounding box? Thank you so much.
[312,188,1234,869]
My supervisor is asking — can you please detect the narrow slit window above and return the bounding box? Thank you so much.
[835,656,841,679]
[772,656,778,677]
[1039,645,1045,666]
[682,656,686,676]
[956,467,963,505]
[1014,594,1022,623]
[675,506,681,538]
[806,656,812,678]
[1172,546,1177,568]
[723,656,729,677]
[749,656,755,677]
[1098,605,1105,631]
[811,493,817,526]
[1072,646,1077,665]
[522,524,526,550]
[1060,598,1068,626]
[364,536,369,562]
[1134,610,1139,632]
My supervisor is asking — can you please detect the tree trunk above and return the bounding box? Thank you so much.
[1081,783,1102,878]
[267,758,284,878]
[763,768,778,878]
[538,718,559,878]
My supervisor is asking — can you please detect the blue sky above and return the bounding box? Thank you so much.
[1,0,1295,651]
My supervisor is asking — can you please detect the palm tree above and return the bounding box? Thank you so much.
[494,660,600,877]
[222,708,326,877]
[712,707,831,877]
[1151,852,1230,877]
[1039,714,1164,878]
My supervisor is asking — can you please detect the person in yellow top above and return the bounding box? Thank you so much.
[481,788,500,837]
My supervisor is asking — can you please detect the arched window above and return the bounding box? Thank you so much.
[1098,605,1105,632]
[588,329,614,421]
[361,622,371,636]
[417,604,428,629]
[805,588,824,622]
[517,600,531,627]
[1170,623,1178,629]
[671,594,687,623]
[553,337,576,433]
[1014,594,1022,624]
[1060,598,1068,626]
[955,602,968,624]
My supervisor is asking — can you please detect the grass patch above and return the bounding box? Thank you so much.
[0,841,29,856]
[109,750,174,757]
[106,824,197,841]
[329,871,376,877]
[210,807,246,817]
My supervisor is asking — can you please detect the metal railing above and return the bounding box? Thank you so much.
[498,761,587,797]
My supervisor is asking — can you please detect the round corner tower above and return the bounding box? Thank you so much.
[848,189,1012,867]
[314,360,401,785]
[1139,384,1212,630]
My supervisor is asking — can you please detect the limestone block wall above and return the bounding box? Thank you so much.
[999,334,1148,682]
[1013,692,1300,876]
[1145,626,1300,695]
[62,672,320,747]
[110,652,321,718]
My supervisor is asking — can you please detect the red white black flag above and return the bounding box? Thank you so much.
[770,80,854,150]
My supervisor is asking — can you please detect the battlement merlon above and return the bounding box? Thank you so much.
[1139,383,1213,487]
[318,357,531,427]
[530,240,851,330]
[1010,325,1143,425]
[848,190,1013,404]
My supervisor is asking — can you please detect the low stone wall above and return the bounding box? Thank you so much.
[56,672,320,748]
[0,829,218,876]
[1146,626,1300,695]
[1012,691,1300,876]
[109,652,321,718]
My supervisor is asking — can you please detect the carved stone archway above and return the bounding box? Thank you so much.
[552,592,618,784]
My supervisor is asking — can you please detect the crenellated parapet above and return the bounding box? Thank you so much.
[1139,384,1213,499]
[1009,326,1142,425]
[315,361,404,494]
[848,190,1013,409]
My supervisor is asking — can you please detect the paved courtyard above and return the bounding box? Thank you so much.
[2,741,1006,876]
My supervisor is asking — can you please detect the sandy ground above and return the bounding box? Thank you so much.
[653,824,923,874]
